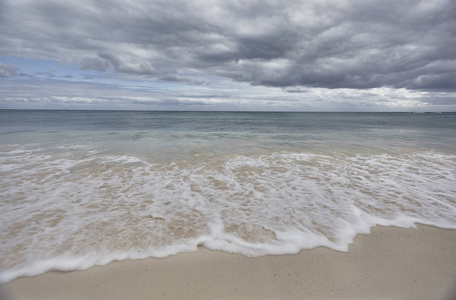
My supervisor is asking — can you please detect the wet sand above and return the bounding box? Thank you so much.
[1,225,456,300]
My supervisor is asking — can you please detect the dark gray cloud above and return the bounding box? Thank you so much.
[35,68,58,78]
[1,0,455,91]
[79,56,111,72]
[97,53,157,75]
[19,73,33,78]
[158,74,208,86]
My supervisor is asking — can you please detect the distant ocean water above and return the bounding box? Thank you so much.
[1,110,455,283]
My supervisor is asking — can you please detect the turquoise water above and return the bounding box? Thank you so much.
[1,110,455,283]
[1,110,455,157]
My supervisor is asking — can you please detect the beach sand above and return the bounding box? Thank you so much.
[1,225,456,300]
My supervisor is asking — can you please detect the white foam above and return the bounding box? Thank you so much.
[1,145,456,284]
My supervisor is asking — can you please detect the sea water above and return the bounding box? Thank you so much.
[1,110,455,283]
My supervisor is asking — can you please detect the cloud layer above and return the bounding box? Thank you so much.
[2,0,455,91]
[1,76,454,112]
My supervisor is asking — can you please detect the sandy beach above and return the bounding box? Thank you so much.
[1,224,455,300]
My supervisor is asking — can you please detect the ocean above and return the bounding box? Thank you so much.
[1,110,455,283]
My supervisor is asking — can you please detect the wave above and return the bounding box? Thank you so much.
[1,145,456,283]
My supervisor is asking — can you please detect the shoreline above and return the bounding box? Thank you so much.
[1,224,456,299]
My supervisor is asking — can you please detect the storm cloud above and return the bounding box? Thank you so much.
[1,0,455,91]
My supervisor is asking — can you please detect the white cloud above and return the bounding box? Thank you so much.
[0,63,18,78]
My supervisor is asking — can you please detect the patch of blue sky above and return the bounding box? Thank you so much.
[0,56,111,82]
[0,56,215,92]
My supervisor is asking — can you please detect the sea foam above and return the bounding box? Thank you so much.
[1,145,456,284]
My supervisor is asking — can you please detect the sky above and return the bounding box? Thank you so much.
[0,0,455,111]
